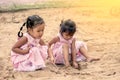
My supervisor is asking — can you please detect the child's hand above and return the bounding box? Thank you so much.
[22,44,33,54]
[50,57,55,64]
[72,61,78,69]
[22,47,30,54]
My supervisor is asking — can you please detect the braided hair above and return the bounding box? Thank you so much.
[18,15,44,37]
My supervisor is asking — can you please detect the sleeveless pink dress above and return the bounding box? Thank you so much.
[52,34,87,64]
[11,33,48,71]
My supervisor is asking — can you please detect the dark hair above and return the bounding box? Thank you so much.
[18,15,44,37]
[60,19,76,36]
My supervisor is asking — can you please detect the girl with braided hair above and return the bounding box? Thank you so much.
[11,15,48,71]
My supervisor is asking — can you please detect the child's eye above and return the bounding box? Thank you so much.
[37,30,44,32]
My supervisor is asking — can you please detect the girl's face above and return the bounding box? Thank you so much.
[29,23,45,39]
[62,32,73,40]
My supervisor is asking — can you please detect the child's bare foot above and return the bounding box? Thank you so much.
[87,57,100,62]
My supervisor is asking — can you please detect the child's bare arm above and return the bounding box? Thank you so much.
[71,38,78,68]
[12,37,29,55]
[48,36,59,63]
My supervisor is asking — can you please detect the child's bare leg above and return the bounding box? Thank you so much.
[62,43,70,67]
[79,46,100,62]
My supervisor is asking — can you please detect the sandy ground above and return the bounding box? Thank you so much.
[0,2,120,80]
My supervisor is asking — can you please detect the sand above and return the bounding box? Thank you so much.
[0,1,120,80]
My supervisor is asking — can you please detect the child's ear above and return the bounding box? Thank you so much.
[27,28,31,32]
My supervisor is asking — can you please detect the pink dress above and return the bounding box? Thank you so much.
[11,33,48,71]
[52,34,87,64]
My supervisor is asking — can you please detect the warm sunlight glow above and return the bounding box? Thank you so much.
[102,0,120,7]
[73,0,120,18]
[76,0,120,7]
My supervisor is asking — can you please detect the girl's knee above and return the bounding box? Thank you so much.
[76,41,88,51]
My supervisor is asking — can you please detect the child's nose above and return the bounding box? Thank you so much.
[40,31,43,34]
[68,36,71,38]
